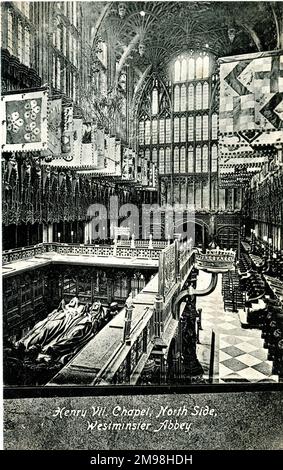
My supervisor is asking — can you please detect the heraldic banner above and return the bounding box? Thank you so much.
[1,88,48,152]
[218,50,283,186]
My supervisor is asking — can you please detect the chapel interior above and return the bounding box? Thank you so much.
[2,1,283,387]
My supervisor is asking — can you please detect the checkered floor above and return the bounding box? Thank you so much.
[196,272,279,384]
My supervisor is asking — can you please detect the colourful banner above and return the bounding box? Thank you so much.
[1,88,48,152]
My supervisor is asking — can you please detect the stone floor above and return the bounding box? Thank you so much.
[196,271,278,383]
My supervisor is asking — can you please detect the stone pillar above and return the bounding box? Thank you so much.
[123,300,134,344]
[43,225,48,243]
[84,221,91,244]
[154,295,164,338]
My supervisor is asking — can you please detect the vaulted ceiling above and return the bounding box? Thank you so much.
[87,1,280,74]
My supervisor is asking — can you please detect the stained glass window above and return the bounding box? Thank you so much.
[174,117,179,142]
[174,59,181,82]
[196,57,203,79]
[181,58,187,82]
[188,146,194,173]
[211,144,218,172]
[212,113,218,140]
[152,148,158,164]
[139,121,145,145]
[57,57,61,90]
[7,10,13,54]
[180,116,186,141]
[165,118,171,143]
[24,27,31,67]
[145,120,151,145]
[159,119,165,144]
[152,119,158,144]
[188,116,194,141]
[188,84,194,110]
[180,147,186,172]
[159,148,165,174]
[145,148,150,162]
[165,147,171,173]
[203,55,209,78]
[202,115,209,140]
[52,55,56,87]
[196,146,202,172]
[196,83,202,110]
[174,86,180,112]
[174,147,179,172]
[203,82,209,109]
[202,145,209,172]
[152,89,158,115]
[18,22,23,63]
[180,85,186,111]
[188,58,195,80]
[196,115,202,140]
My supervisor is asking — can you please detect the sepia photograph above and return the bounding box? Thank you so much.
[1,0,283,454]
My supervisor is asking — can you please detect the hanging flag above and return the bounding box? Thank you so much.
[1,88,48,152]
[73,118,83,165]
[107,136,116,173]
[47,98,62,157]
[97,128,105,168]
[115,139,122,176]
[81,122,97,167]
[61,105,73,161]
[219,50,283,186]
[122,147,129,179]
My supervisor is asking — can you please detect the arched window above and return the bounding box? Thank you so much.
[180,116,186,141]
[202,115,209,140]
[180,146,186,172]
[196,146,202,172]
[188,84,194,110]
[159,148,165,174]
[203,55,209,78]
[196,56,203,79]
[188,146,194,173]
[188,116,194,141]
[202,145,208,172]
[145,120,151,144]
[180,84,186,111]
[174,59,181,82]
[212,113,218,140]
[211,144,218,172]
[196,83,202,110]
[165,117,171,142]
[196,115,202,140]
[139,121,144,145]
[165,147,171,173]
[174,147,179,172]
[181,57,187,82]
[203,82,209,109]
[174,117,179,142]
[152,119,158,144]
[174,86,180,112]
[152,148,158,164]
[159,119,165,144]
[152,88,158,115]
[188,57,195,80]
